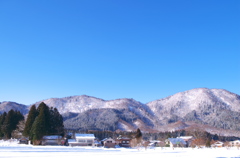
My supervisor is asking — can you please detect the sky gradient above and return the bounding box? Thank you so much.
[0,0,239,105]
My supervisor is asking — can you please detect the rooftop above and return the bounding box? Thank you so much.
[75,134,95,139]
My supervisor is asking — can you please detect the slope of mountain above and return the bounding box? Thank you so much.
[147,88,240,130]
[0,101,29,115]
[63,108,154,131]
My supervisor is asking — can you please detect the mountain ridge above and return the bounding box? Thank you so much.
[1,88,240,136]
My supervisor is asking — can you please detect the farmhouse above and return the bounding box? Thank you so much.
[177,136,194,147]
[166,138,187,148]
[68,133,95,147]
[101,137,116,148]
[211,141,224,148]
[229,140,240,147]
[116,137,131,147]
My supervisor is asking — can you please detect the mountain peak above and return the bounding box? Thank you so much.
[0,101,29,115]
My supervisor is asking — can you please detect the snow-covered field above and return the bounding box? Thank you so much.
[0,140,240,158]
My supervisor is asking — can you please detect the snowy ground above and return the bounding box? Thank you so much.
[0,140,240,158]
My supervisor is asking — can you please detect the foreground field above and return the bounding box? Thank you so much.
[0,143,240,158]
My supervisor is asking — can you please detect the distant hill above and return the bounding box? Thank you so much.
[0,101,29,115]
[147,88,240,131]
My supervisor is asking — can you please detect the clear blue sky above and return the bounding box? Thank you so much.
[0,0,239,105]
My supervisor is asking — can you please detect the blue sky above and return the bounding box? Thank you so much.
[0,0,239,105]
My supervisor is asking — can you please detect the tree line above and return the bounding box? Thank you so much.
[0,102,64,145]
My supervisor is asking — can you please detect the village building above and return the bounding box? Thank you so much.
[116,137,131,148]
[211,141,224,148]
[147,140,161,147]
[166,138,187,148]
[229,140,240,147]
[177,136,194,147]
[42,135,63,145]
[94,139,102,147]
[18,137,29,144]
[101,138,116,148]
[68,133,95,147]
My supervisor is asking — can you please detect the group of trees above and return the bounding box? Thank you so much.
[23,102,64,144]
[0,102,64,145]
[0,110,24,139]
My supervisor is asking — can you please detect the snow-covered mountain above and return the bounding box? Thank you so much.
[34,95,155,131]
[0,101,29,115]
[148,88,240,117]
[1,88,240,134]
[34,95,154,116]
[147,88,240,130]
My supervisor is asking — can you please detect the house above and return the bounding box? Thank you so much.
[147,140,161,147]
[211,141,224,148]
[177,136,194,147]
[94,139,102,147]
[116,137,131,148]
[18,137,29,144]
[229,140,240,147]
[101,138,116,148]
[68,133,95,147]
[166,138,187,148]
[42,135,63,145]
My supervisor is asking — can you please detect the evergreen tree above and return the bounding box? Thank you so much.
[2,110,15,138]
[2,110,24,139]
[31,111,47,143]
[30,116,42,144]
[213,134,219,140]
[23,105,38,137]
[135,128,142,144]
[0,112,7,138]
[206,139,211,148]
[30,102,50,143]
[15,111,24,127]
[49,107,64,136]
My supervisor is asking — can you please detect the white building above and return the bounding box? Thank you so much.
[166,138,187,148]
[211,141,224,148]
[229,140,240,147]
[68,134,95,147]
[177,136,194,147]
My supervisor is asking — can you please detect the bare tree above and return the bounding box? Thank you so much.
[191,138,206,148]
[11,120,25,139]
